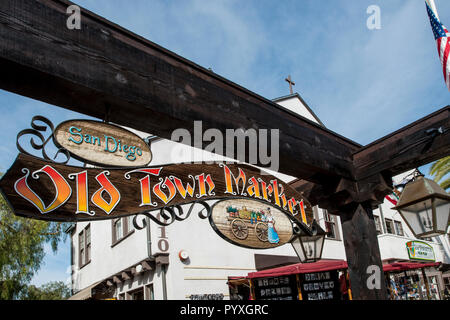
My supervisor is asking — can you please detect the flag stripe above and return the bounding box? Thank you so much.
[426,2,450,91]
[442,41,449,89]
[439,37,449,82]
[442,38,450,85]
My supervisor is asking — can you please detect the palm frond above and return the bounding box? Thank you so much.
[429,156,450,191]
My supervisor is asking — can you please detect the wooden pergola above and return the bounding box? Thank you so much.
[0,0,448,299]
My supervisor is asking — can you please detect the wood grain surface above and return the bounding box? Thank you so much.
[0,153,313,226]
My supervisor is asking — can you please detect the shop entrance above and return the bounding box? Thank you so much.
[384,262,442,300]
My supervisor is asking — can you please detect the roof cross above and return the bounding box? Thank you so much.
[285,75,295,94]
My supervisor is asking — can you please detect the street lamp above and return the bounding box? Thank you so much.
[393,172,450,238]
[291,220,327,263]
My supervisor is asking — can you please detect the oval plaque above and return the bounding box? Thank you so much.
[54,120,152,167]
[209,198,294,249]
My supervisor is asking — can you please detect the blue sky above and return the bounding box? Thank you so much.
[0,0,448,287]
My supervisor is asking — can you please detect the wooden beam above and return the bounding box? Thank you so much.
[292,107,449,213]
[2,0,446,304]
[290,173,392,215]
[354,106,450,180]
[289,179,336,207]
[121,272,131,280]
[154,252,170,265]
[0,0,447,197]
[141,261,153,271]
[0,0,359,184]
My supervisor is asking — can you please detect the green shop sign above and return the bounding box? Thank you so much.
[406,241,435,262]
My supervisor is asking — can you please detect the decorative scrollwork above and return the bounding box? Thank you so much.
[16,115,70,164]
[132,200,212,229]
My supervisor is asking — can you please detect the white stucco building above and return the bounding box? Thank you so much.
[67,92,450,300]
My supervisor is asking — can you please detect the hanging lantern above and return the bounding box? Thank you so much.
[393,175,450,238]
[290,220,327,263]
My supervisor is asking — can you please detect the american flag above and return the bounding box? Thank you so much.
[426,2,450,91]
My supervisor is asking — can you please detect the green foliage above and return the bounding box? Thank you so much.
[429,156,450,191]
[0,192,69,299]
[20,281,71,300]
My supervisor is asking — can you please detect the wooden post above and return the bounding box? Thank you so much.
[421,268,431,300]
[385,272,394,300]
[249,279,255,300]
[340,203,387,300]
[403,271,409,300]
[296,274,303,300]
[345,270,353,300]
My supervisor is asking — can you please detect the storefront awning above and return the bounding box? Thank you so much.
[247,259,348,279]
[382,261,441,272]
[245,260,441,280]
[227,277,250,286]
[67,281,102,300]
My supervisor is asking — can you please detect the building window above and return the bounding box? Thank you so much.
[112,216,135,246]
[145,284,154,300]
[127,215,134,232]
[374,215,382,235]
[323,210,339,240]
[114,219,123,240]
[385,218,394,234]
[129,288,144,300]
[394,221,404,236]
[444,276,450,292]
[78,224,91,268]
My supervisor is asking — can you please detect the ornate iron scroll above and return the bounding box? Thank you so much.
[132,200,211,229]
[16,115,70,164]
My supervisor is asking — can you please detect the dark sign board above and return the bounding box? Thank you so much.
[253,275,298,300]
[0,153,313,228]
[299,270,342,301]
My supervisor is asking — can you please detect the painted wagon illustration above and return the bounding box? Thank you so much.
[226,205,269,242]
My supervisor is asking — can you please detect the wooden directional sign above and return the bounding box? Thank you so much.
[0,153,313,226]
[53,120,152,167]
[209,198,294,249]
